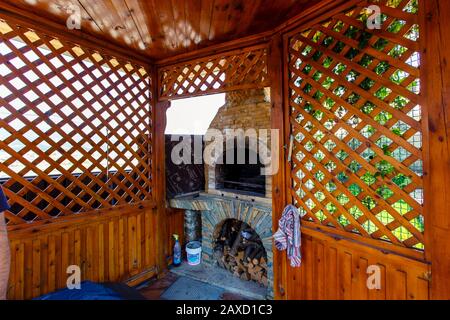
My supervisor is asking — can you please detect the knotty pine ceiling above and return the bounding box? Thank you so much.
[2,0,320,60]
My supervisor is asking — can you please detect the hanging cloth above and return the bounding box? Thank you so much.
[273,204,302,267]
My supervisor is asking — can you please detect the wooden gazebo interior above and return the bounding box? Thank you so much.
[0,0,449,300]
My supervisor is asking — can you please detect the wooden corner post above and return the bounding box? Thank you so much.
[420,0,450,300]
[152,67,171,275]
[269,34,288,300]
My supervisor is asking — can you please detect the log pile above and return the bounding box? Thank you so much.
[213,219,268,287]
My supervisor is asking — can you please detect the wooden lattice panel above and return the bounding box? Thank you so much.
[288,0,424,249]
[158,45,270,101]
[0,17,152,226]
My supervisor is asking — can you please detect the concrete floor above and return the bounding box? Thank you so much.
[138,263,266,300]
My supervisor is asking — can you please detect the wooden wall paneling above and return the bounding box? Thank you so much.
[166,208,186,264]
[283,227,430,300]
[420,0,450,300]
[7,207,159,300]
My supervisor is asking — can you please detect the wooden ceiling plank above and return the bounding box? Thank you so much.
[138,0,168,58]
[0,0,322,60]
[234,0,262,36]
[209,0,230,42]
[199,0,215,44]
[77,0,141,51]
[105,0,141,51]
[124,0,151,50]
[222,0,245,37]
[73,0,103,33]
[184,0,203,50]
[170,0,184,51]
[153,0,178,52]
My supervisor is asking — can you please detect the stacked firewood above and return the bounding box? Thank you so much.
[213,219,268,287]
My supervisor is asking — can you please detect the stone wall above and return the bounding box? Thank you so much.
[170,194,274,299]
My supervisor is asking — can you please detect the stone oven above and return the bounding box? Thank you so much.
[170,88,274,299]
[214,141,266,197]
[205,88,272,199]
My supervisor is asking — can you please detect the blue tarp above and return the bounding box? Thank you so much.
[35,281,124,300]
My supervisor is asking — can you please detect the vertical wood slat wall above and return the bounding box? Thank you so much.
[8,206,158,300]
[284,228,429,300]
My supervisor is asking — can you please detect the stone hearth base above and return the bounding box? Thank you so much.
[170,193,273,299]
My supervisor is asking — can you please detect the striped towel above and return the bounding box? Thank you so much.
[273,205,302,267]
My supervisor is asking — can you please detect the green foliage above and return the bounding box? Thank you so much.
[391,127,403,136]
[375,87,392,100]
[372,38,389,51]
[326,202,337,214]
[346,93,361,105]
[349,183,362,196]
[361,172,376,186]
[360,77,375,91]
[312,90,324,101]
[348,160,362,173]
[333,41,346,54]
[312,71,322,81]
[333,62,347,75]
[303,83,313,94]
[302,64,312,75]
[389,45,408,58]
[312,50,323,62]
[375,160,395,178]
[362,197,376,210]
[312,31,323,43]
[376,186,394,200]
[345,48,360,60]
[323,97,335,109]
[387,19,406,34]
[322,56,333,68]
[322,36,334,48]
[392,174,412,189]
[344,25,359,39]
[333,21,345,32]
[390,95,409,110]
[322,77,334,89]
[359,54,374,68]
[336,150,348,161]
[374,111,393,125]
[374,61,390,75]
[361,102,375,115]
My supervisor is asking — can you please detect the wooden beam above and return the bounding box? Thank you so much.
[420,0,450,300]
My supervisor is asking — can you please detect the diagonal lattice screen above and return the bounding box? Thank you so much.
[158,45,269,101]
[288,0,424,249]
[0,17,152,226]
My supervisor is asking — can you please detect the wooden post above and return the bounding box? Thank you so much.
[269,34,288,299]
[152,67,170,275]
[420,0,450,300]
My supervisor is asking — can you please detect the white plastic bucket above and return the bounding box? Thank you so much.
[186,241,202,266]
